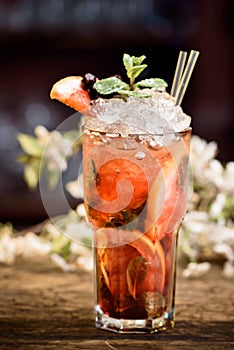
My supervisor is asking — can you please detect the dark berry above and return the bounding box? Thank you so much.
[81,73,98,100]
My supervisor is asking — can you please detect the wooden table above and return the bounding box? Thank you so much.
[0,256,233,349]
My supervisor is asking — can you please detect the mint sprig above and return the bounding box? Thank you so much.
[123,54,147,89]
[93,77,129,95]
[93,53,167,98]
[135,78,167,90]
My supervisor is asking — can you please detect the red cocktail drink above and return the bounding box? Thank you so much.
[50,51,198,333]
[83,118,191,333]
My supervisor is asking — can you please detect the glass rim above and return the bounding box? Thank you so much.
[82,124,192,137]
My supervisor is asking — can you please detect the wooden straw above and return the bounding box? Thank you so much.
[170,51,187,97]
[175,50,200,106]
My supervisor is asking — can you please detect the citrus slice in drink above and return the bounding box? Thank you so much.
[50,76,91,112]
[145,141,188,241]
[84,157,149,228]
[96,158,148,208]
[95,228,165,297]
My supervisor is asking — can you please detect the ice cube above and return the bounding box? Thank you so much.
[89,91,191,135]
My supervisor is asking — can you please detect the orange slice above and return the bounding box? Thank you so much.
[145,141,188,242]
[96,158,148,209]
[50,76,91,113]
[84,158,149,228]
[95,228,165,295]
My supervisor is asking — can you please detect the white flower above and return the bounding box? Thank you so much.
[219,162,234,194]
[182,211,234,273]
[183,211,209,234]
[20,232,51,257]
[0,232,51,265]
[64,222,93,247]
[70,240,92,257]
[76,255,93,271]
[44,222,62,239]
[50,253,75,272]
[35,125,73,173]
[223,261,234,279]
[190,135,218,169]
[0,233,16,265]
[190,135,234,195]
[209,193,226,218]
[184,211,234,247]
[190,136,219,186]
[76,203,86,218]
[45,131,73,172]
[34,125,51,145]
[213,243,234,261]
[182,262,211,278]
[66,173,84,199]
[204,159,224,187]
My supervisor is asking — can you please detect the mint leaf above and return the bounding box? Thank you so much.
[119,90,152,98]
[132,55,146,66]
[126,256,147,299]
[123,54,146,74]
[86,159,100,190]
[94,77,129,95]
[123,54,147,88]
[142,292,165,318]
[123,53,133,72]
[136,78,168,89]
[127,64,147,81]
[93,54,167,97]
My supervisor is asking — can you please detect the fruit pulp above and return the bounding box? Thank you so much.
[82,122,191,333]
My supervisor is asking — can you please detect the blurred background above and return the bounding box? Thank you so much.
[0,0,233,228]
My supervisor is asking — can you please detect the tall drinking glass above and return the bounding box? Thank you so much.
[82,116,191,333]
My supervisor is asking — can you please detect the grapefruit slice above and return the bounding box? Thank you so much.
[95,228,165,295]
[96,158,148,209]
[145,164,186,242]
[50,76,91,113]
[84,157,149,228]
[145,140,189,242]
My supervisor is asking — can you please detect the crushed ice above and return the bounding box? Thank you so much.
[89,91,191,135]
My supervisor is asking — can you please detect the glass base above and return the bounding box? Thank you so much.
[95,305,174,334]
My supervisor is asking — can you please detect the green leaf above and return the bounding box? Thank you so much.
[132,55,146,66]
[47,170,61,189]
[136,78,168,89]
[123,53,133,72]
[126,256,147,299]
[119,90,152,98]
[17,154,32,164]
[142,291,165,318]
[63,129,81,142]
[94,77,129,95]
[18,133,43,157]
[24,163,40,189]
[81,237,92,248]
[123,54,147,86]
[72,135,82,153]
[93,53,166,97]
[51,234,70,252]
[85,159,100,196]
[51,234,71,260]
[127,64,147,81]
[123,54,146,75]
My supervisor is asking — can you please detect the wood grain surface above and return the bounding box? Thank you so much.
[0,256,233,350]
